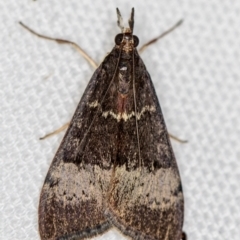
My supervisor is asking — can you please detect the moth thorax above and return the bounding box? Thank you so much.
[122,29,134,52]
[118,66,131,95]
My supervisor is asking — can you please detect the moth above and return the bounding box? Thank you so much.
[21,8,186,240]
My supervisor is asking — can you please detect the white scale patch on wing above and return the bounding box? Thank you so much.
[88,100,156,121]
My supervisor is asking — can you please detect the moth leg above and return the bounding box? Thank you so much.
[138,20,185,143]
[19,22,97,68]
[138,19,183,53]
[168,133,188,143]
[39,122,69,140]
[19,22,98,140]
[182,231,187,240]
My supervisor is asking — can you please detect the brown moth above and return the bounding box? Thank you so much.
[25,8,186,240]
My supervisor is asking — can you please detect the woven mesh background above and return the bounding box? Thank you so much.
[1,1,240,239]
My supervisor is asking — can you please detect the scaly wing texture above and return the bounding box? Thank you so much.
[39,50,120,240]
[39,47,183,240]
[106,51,184,240]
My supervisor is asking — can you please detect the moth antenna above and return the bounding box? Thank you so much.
[128,7,134,33]
[116,8,124,32]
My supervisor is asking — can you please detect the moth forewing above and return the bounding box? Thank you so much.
[37,8,185,240]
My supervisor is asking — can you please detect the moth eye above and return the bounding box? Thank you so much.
[115,34,124,45]
[133,35,139,47]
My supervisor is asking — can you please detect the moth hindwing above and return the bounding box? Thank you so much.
[39,8,185,240]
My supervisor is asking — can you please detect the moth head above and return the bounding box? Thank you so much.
[115,8,139,50]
